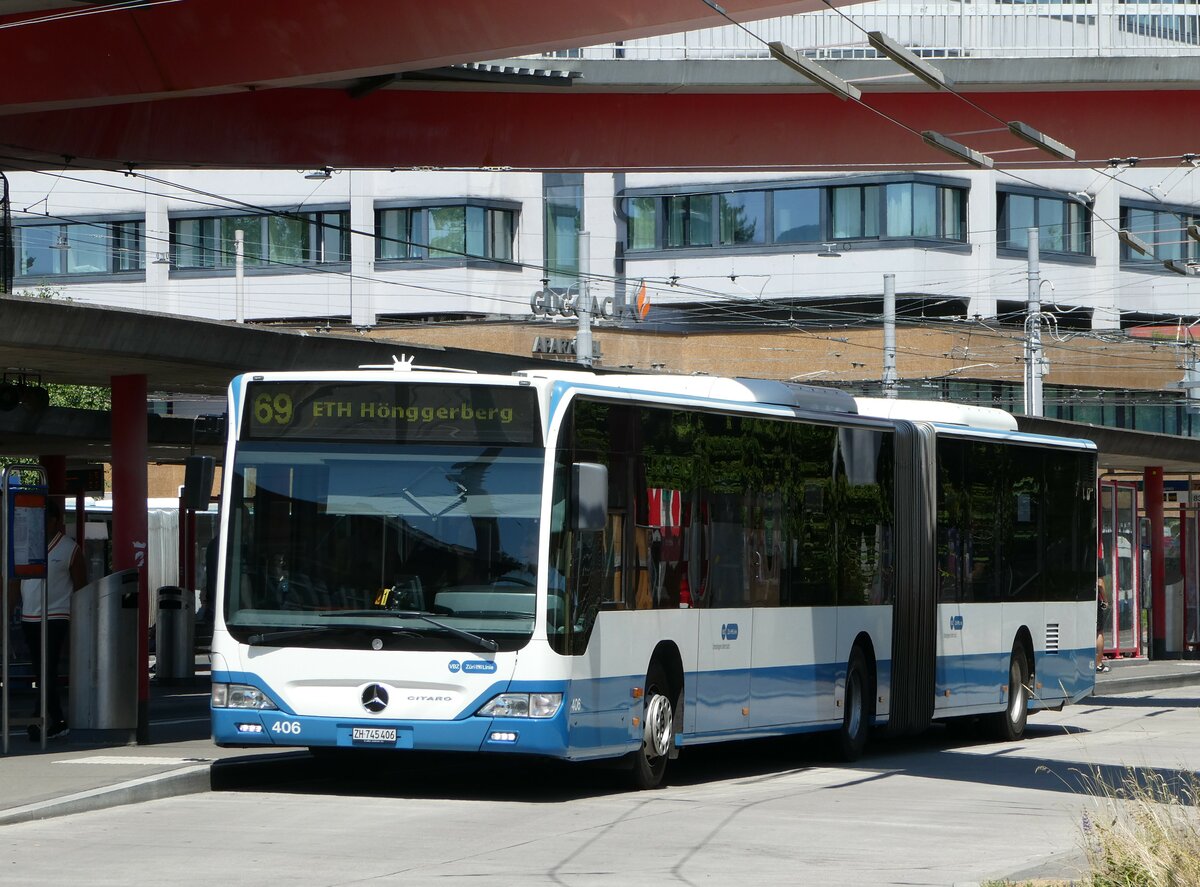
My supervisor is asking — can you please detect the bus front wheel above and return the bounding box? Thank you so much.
[630,661,673,790]
[991,644,1030,742]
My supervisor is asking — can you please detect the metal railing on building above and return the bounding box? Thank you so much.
[523,1,1200,62]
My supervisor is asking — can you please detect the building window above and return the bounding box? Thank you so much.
[719,192,765,245]
[428,206,466,259]
[170,211,349,269]
[221,215,264,268]
[774,188,821,243]
[487,209,514,262]
[628,196,658,250]
[666,194,714,248]
[112,221,144,273]
[545,173,583,288]
[375,205,517,263]
[625,176,967,252]
[998,191,1090,257]
[376,208,415,259]
[14,220,145,278]
[831,185,881,240]
[314,211,350,263]
[1120,204,1199,263]
[886,182,953,238]
[942,187,965,240]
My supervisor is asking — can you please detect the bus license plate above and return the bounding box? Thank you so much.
[352,727,396,743]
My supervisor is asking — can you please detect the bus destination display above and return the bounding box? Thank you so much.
[245,382,538,445]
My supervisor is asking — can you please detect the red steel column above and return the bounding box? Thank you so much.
[1145,466,1166,660]
[112,375,149,742]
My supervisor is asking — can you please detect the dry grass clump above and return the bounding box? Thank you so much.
[1078,767,1200,887]
[984,768,1200,887]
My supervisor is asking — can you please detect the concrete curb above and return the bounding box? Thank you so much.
[0,764,212,827]
[1096,671,1200,696]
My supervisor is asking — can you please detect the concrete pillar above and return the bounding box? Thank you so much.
[112,374,149,742]
[349,169,376,327]
[1145,466,1166,659]
[144,188,172,313]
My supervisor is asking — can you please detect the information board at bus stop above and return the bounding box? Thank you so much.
[8,489,47,578]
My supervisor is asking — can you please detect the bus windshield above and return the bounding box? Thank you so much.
[223,442,545,650]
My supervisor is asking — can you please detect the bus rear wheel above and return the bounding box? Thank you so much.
[990,644,1030,742]
[838,648,874,762]
[630,661,673,790]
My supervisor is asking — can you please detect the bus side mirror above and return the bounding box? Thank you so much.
[572,462,608,532]
[183,455,215,511]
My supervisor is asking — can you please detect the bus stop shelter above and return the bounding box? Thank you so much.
[0,294,547,742]
[1019,415,1200,661]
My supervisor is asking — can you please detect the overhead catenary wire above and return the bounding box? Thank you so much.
[0,0,185,32]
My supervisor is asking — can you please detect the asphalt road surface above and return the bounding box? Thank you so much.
[2,687,1197,887]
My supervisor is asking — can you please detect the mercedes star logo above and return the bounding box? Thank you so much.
[361,684,389,713]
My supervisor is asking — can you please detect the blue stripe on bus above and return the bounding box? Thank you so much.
[213,648,1094,756]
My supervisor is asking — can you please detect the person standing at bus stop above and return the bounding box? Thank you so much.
[17,502,87,740]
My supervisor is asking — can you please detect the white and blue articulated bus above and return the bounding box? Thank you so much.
[211,362,1098,788]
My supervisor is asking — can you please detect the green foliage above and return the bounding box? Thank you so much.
[48,384,110,411]
[15,285,65,301]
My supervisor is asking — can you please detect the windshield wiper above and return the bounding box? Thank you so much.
[321,609,499,652]
[246,623,420,647]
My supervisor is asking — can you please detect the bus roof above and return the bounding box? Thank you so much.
[518,370,858,414]
[854,397,1019,431]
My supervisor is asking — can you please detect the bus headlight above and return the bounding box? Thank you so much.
[212,682,279,710]
[477,692,563,719]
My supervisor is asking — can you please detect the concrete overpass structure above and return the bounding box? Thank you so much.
[1,2,1199,171]
[0,295,545,459]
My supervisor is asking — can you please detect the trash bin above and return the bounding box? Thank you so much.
[70,569,139,743]
[156,585,195,684]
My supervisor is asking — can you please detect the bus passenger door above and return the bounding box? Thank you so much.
[934,441,969,709]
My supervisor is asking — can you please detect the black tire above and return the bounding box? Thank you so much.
[990,643,1030,742]
[630,661,673,790]
[838,647,874,762]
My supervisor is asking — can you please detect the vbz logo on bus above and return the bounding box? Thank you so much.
[950,615,964,631]
[720,623,739,641]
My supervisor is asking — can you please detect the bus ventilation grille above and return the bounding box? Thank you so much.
[1045,623,1060,653]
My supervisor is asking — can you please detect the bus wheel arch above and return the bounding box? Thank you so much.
[991,630,1033,742]
[1014,626,1035,690]
[838,635,877,762]
[629,643,683,790]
